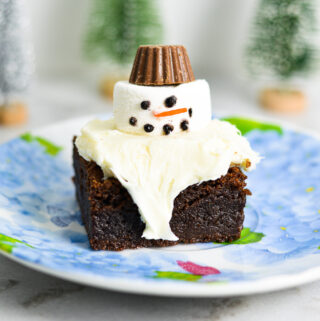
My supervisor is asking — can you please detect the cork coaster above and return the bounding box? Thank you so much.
[259,88,306,113]
[0,102,28,125]
[100,75,128,100]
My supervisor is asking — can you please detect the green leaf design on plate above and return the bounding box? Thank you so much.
[222,117,283,136]
[154,271,202,282]
[318,246,320,250]
[218,227,265,245]
[20,133,62,156]
[0,233,33,254]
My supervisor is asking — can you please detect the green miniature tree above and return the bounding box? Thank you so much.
[245,0,318,112]
[246,0,317,80]
[0,0,33,124]
[85,0,163,66]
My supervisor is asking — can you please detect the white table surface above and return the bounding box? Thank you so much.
[0,78,320,321]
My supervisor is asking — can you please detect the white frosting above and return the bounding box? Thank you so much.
[76,119,260,241]
[113,80,211,136]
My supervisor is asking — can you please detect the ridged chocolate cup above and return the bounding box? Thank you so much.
[129,45,195,86]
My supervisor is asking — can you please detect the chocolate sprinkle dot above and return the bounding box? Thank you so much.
[163,124,174,135]
[129,117,137,126]
[180,120,189,131]
[144,124,154,133]
[164,95,177,108]
[141,100,150,110]
[188,108,193,117]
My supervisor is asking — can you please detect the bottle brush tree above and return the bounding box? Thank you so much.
[0,0,33,125]
[245,0,318,112]
[84,0,163,98]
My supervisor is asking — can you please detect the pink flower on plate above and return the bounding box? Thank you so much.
[177,260,221,275]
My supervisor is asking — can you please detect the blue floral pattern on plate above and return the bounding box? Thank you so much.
[0,115,319,296]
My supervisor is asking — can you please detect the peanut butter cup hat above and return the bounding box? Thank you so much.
[129,45,195,86]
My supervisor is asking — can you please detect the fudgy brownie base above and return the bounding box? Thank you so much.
[73,140,251,251]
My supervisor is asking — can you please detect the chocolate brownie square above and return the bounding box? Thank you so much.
[73,139,250,251]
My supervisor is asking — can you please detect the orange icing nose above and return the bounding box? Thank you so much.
[153,108,188,118]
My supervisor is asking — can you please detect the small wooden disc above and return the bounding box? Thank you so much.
[0,102,28,126]
[259,88,306,113]
[100,75,128,100]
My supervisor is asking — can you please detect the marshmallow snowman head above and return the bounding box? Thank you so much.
[113,80,212,136]
[113,45,212,135]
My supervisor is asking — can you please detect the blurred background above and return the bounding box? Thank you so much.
[1,0,320,140]
[29,0,254,79]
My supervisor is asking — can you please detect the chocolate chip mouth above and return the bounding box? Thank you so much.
[180,120,189,131]
[144,124,154,133]
[163,124,174,135]
[129,117,137,126]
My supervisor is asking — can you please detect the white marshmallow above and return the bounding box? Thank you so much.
[113,80,212,136]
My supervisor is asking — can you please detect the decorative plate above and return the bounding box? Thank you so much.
[0,114,319,297]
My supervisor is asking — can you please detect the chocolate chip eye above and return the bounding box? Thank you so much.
[129,117,137,126]
[163,124,174,135]
[188,108,193,117]
[144,124,154,133]
[180,120,189,131]
[141,100,150,110]
[164,95,177,108]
